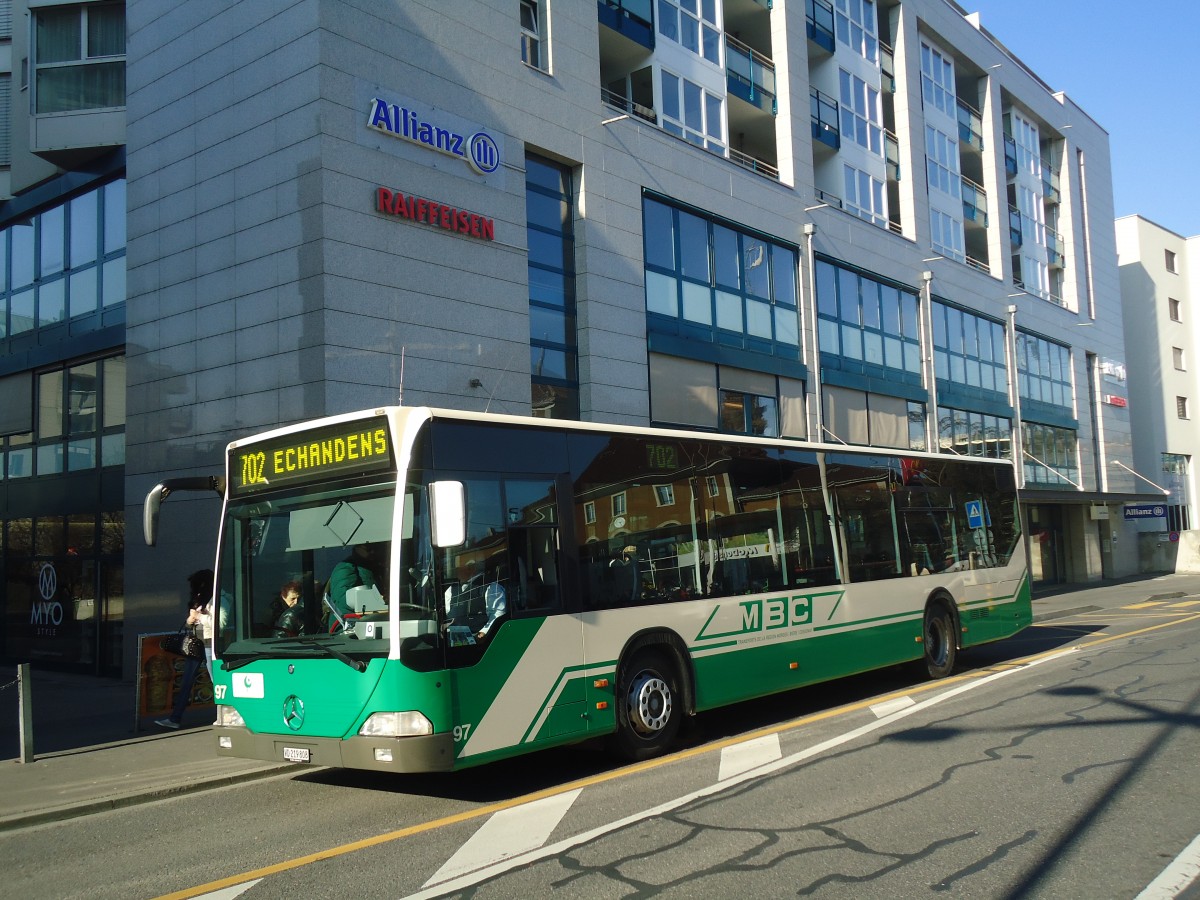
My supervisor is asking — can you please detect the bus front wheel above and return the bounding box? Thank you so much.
[923,603,958,679]
[615,649,681,760]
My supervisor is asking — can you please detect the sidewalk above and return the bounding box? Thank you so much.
[2,572,1199,832]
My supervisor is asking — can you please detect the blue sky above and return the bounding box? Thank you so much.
[965,1,1199,238]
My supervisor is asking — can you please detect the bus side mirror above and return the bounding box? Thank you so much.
[429,481,466,548]
[144,483,167,547]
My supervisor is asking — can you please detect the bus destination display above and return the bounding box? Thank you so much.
[230,419,394,496]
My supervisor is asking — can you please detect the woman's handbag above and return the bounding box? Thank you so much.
[161,625,206,660]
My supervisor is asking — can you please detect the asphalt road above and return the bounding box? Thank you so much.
[3,590,1200,900]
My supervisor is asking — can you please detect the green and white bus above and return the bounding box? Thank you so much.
[145,406,1029,771]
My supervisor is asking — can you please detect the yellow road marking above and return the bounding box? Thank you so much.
[1123,601,1166,609]
[156,609,1200,900]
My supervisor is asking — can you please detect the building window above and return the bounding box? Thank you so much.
[612,492,627,518]
[842,165,887,229]
[1022,421,1079,487]
[834,0,878,62]
[1,179,127,350]
[925,126,961,198]
[1166,249,1178,273]
[720,389,778,438]
[33,2,126,114]
[0,75,10,165]
[659,69,725,153]
[654,484,676,506]
[584,501,596,525]
[7,354,126,480]
[839,69,883,155]
[920,41,955,117]
[932,303,1008,395]
[657,0,720,64]
[526,154,579,419]
[907,401,926,451]
[1169,298,1182,322]
[938,406,1012,459]
[1178,397,1189,420]
[706,476,720,497]
[1173,347,1186,371]
[815,260,922,380]
[643,196,799,358]
[520,0,546,71]
[1015,332,1072,410]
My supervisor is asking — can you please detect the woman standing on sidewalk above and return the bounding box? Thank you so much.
[155,569,214,730]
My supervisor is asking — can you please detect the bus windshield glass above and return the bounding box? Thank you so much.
[215,478,408,665]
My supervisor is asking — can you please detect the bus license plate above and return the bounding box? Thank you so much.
[283,747,310,763]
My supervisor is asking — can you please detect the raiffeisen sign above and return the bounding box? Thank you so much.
[367,98,500,175]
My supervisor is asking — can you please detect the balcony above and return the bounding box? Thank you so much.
[1003,134,1017,178]
[807,0,835,55]
[730,148,780,181]
[1008,205,1023,247]
[957,100,984,153]
[885,129,900,181]
[601,87,656,125]
[810,87,839,151]
[962,177,988,227]
[726,35,777,115]
[879,41,896,93]
[597,0,654,51]
[1046,226,1065,268]
[1042,162,1061,204]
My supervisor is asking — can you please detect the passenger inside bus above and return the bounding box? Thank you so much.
[271,580,305,637]
[328,542,387,614]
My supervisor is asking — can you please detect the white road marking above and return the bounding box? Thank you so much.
[718,734,781,781]
[195,881,261,899]
[422,788,582,887]
[870,695,916,718]
[1135,832,1200,899]
[400,648,1078,900]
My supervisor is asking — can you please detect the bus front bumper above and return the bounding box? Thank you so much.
[214,726,457,772]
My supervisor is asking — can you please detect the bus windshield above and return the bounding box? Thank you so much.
[215,478,411,666]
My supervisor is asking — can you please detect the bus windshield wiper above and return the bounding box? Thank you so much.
[220,638,369,672]
[276,636,368,672]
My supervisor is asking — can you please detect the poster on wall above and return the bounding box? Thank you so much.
[135,633,214,729]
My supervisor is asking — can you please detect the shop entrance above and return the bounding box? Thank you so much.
[1026,504,1064,585]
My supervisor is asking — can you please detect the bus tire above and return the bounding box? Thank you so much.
[614,648,681,761]
[923,601,957,679]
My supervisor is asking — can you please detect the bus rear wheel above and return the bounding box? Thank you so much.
[615,649,681,761]
[923,604,957,679]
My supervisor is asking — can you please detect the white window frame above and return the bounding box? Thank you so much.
[657,0,721,65]
[920,42,955,117]
[839,69,883,156]
[843,164,887,229]
[520,0,547,72]
[654,484,676,507]
[659,68,726,153]
[834,0,878,62]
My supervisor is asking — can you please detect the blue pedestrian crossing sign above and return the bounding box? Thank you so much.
[965,500,985,529]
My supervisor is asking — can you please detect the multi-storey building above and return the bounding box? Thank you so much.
[1115,215,1198,569]
[0,0,1170,677]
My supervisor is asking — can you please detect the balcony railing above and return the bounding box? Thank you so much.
[597,0,654,50]
[1008,205,1023,247]
[810,87,839,150]
[879,40,896,93]
[1003,134,1017,177]
[726,34,777,115]
[600,87,656,124]
[1046,225,1065,268]
[1042,162,1061,204]
[806,0,835,54]
[885,129,900,181]
[957,100,983,152]
[961,176,988,226]
[730,147,780,180]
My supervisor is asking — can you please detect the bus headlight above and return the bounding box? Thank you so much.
[215,705,245,728]
[359,711,433,738]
